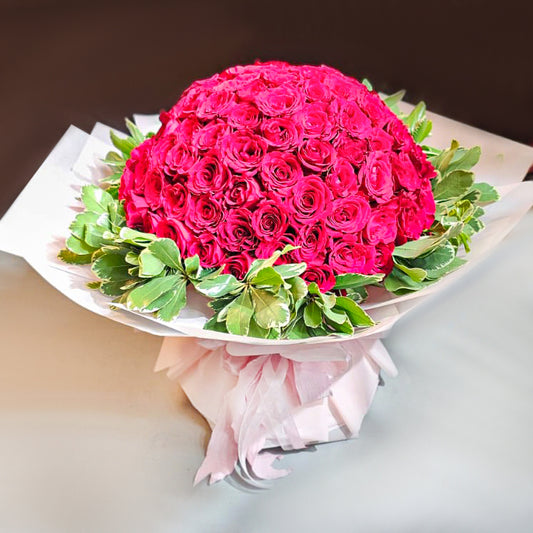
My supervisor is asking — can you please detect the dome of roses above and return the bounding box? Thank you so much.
[119,61,436,291]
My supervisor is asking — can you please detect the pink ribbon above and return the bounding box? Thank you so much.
[155,337,397,486]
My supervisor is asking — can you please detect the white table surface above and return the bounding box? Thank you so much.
[1,210,532,533]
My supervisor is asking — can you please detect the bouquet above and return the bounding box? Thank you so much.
[1,61,532,487]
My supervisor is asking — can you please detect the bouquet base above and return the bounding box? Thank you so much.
[155,336,397,485]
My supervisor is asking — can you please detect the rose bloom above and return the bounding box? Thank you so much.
[329,235,376,274]
[155,218,193,256]
[223,253,252,279]
[220,131,267,173]
[217,208,257,252]
[256,85,303,116]
[360,151,394,203]
[260,151,303,192]
[164,143,198,176]
[226,102,261,129]
[188,232,226,268]
[326,195,371,236]
[185,194,224,231]
[187,153,229,194]
[293,222,330,263]
[298,138,336,172]
[223,173,262,208]
[301,263,336,292]
[325,158,359,197]
[289,176,332,224]
[297,103,334,139]
[364,204,398,245]
[261,118,302,150]
[192,121,229,152]
[162,181,188,218]
[251,200,289,240]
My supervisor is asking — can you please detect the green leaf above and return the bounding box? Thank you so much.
[226,290,254,336]
[273,262,307,279]
[138,249,166,278]
[250,266,284,287]
[157,279,188,321]
[81,185,114,214]
[148,238,183,269]
[86,281,102,290]
[287,276,308,309]
[204,316,229,334]
[361,78,373,91]
[92,251,131,282]
[100,280,128,296]
[196,274,243,298]
[125,118,146,145]
[407,242,455,274]
[323,306,347,325]
[412,119,432,144]
[127,275,183,310]
[125,251,139,265]
[383,268,428,294]
[68,211,100,239]
[57,248,93,264]
[118,227,157,246]
[393,235,442,259]
[184,255,200,277]
[383,89,406,108]
[430,140,459,173]
[109,129,136,157]
[447,146,481,173]
[66,234,98,256]
[247,318,271,339]
[334,296,374,327]
[404,101,426,130]
[433,170,475,201]
[425,257,467,280]
[395,263,427,282]
[84,222,114,248]
[303,301,323,328]
[469,182,499,203]
[333,273,384,290]
[252,289,291,329]
[286,318,309,339]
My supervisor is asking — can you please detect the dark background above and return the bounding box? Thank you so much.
[1,0,532,217]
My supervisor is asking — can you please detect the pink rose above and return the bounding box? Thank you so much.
[256,85,303,116]
[372,243,394,274]
[396,193,427,242]
[339,101,372,137]
[226,102,261,130]
[360,151,394,203]
[260,151,303,192]
[301,263,336,292]
[297,103,334,139]
[368,128,394,152]
[192,121,230,152]
[333,133,367,166]
[303,77,331,102]
[164,143,198,176]
[391,151,420,191]
[325,158,359,197]
[298,138,336,172]
[357,91,392,128]
[162,181,188,218]
[144,170,164,209]
[218,208,257,252]
[155,218,192,256]
[329,236,376,274]
[289,176,332,224]
[221,131,267,173]
[222,253,252,279]
[196,89,235,119]
[363,204,398,245]
[224,173,262,208]
[326,195,371,235]
[261,118,302,150]
[185,195,223,231]
[251,200,289,241]
[188,153,229,194]
[293,222,330,263]
[189,232,226,268]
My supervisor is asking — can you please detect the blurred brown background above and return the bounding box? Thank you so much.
[1,0,532,217]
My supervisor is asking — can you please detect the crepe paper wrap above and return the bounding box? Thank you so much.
[155,335,397,486]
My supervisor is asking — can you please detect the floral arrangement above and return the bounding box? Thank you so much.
[59,61,498,340]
